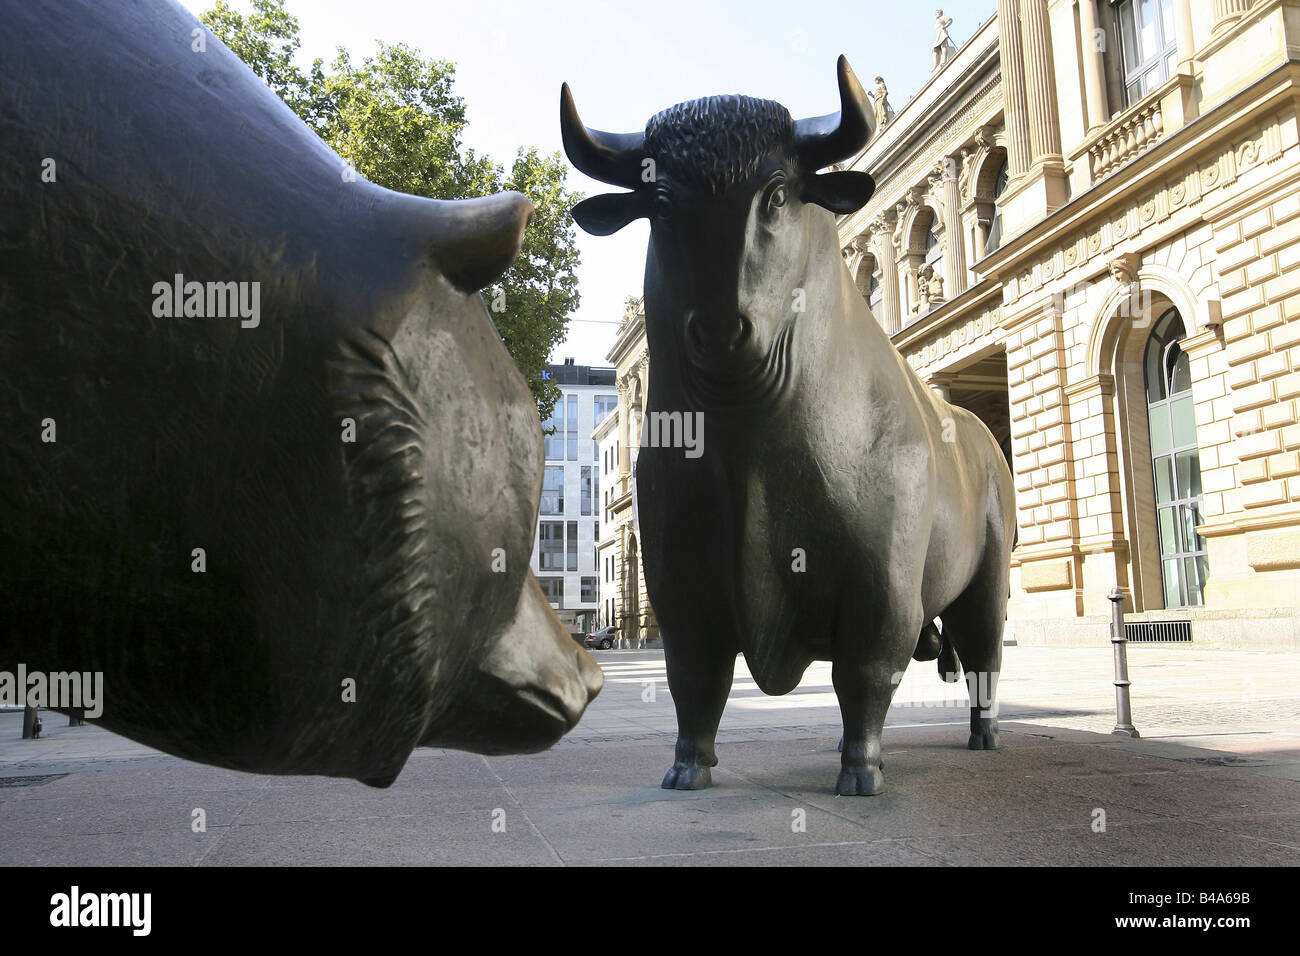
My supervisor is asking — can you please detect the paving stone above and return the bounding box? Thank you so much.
[1,646,1297,865]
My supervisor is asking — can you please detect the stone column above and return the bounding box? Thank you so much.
[962,201,991,267]
[1213,0,1253,34]
[1077,0,1109,131]
[891,203,910,325]
[934,159,968,297]
[928,374,954,402]
[616,381,632,481]
[1172,0,1196,67]
[872,212,901,334]
[1020,0,1063,164]
[997,0,1032,178]
[904,252,926,319]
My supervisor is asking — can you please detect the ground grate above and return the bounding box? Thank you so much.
[0,774,68,788]
[1125,620,1192,643]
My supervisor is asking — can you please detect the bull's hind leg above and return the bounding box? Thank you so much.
[661,630,735,790]
[941,553,1009,752]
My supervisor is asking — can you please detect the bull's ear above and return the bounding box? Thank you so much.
[572,192,651,236]
[801,170,875,215]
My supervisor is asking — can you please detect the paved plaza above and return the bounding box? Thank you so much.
[1,645,1297,865]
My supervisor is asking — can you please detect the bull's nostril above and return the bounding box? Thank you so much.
[728,317,751,351]
[687,316,707,353]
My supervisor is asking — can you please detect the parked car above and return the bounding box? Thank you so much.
[585,626,618,650]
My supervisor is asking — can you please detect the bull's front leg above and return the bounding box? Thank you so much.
[661,631,736,791]
[831,607,918,796]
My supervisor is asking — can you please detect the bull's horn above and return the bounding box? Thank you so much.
[794,55,875,172]
[559,83,646,188]
[428,191,533,294]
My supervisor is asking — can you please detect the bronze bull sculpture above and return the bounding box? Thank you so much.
[561,57,1015,795]
[0,0,601,786]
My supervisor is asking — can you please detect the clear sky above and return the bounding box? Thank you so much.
[177,0,997,366]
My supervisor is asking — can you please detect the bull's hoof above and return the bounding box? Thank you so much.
[662,762,713,790]
[834,765,884,796]
[968,728,1000,750]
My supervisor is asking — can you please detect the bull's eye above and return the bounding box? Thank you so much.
[653,188,672,221]
[767,183,788,211]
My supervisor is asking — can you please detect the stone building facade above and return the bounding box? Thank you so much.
[595,297,658,646]
[838,0,1300,648]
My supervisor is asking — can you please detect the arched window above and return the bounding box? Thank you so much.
[1143,308,1208,607]
[867,272,882,313]
[923,216,943,285]
[984,158,1009,254]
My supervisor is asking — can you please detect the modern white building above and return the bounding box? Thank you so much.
[594,403,621,632]
[530,359,618,631]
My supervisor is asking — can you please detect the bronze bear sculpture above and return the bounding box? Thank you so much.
[561,56,1015,795]
[0,0,602,786]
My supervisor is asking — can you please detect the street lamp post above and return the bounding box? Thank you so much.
[1108,587,1140,738]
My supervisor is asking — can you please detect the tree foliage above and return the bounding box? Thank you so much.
[201,0,577,420]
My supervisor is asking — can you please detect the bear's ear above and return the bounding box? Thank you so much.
[801,170,875,215]
[572,192,651,236]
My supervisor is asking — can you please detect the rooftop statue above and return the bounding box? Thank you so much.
[934,9,958,71]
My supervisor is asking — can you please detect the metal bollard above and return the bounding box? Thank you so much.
[21,704,42,739]
[1108,587,1140,738]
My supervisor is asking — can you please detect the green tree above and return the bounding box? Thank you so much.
[201,0,577,421]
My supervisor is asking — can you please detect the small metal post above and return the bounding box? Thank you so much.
[21,704,41,739]
[1108,587,1140,738]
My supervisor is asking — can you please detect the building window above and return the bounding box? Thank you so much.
[538,522,564,571]
[594,394,618,427]
[581,576,598,603]
[540,466,564,515]
[984,158,1009,254]
[580,466,593,516]
[923,216,943,288]
[566,520,578,572]
[566,394,578,461]
[1115,0,1177,108]
[1143,308,1208,607]
[866,271,883,314]
[543,402,564,460]
[538,575,563,606]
